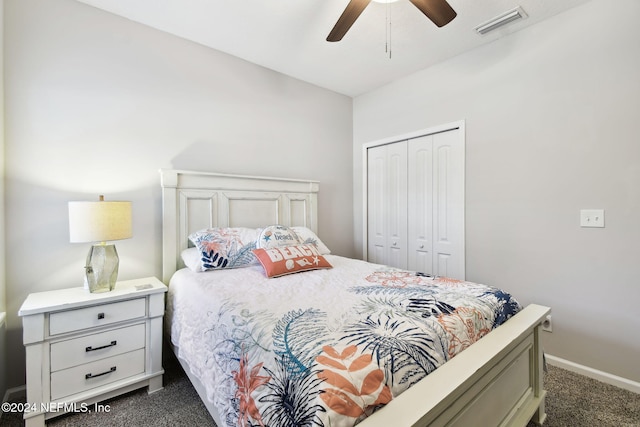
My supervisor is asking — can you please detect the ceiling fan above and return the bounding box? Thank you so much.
[326,0,457,42]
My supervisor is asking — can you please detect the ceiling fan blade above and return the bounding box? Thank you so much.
[408,0,457,27]
[327,0,372,42]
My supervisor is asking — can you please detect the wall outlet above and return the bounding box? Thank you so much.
[542,314,553,332]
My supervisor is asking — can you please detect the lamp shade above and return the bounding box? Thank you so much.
[69,198,132,243]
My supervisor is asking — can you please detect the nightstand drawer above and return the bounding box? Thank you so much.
[50,348,145,400]
[49,298,146,335]
[50,323,146,372]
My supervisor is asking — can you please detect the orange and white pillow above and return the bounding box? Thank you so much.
[253,244,332,278]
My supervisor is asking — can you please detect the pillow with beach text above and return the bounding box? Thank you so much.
[253,244,332,278]
[256,225,301,249]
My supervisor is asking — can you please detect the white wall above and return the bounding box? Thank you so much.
[354,0,640,382]
[3,0,353,388]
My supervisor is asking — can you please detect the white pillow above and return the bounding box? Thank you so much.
[181,247,202,272]
[291,226,331,254]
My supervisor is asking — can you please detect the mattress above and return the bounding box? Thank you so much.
[166,255,521,427]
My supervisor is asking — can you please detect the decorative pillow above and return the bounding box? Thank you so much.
[256,225,301,249]
[253,244,333,278]
[188,227,262,271]
[291,226,331,254]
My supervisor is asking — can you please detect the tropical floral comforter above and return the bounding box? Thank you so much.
[167,255,521,427]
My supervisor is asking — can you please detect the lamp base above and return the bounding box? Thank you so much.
[85,243,119,293]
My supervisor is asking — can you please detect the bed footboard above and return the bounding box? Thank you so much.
[359,304,550,427]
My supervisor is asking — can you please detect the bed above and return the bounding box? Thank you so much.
[160,169,550,427]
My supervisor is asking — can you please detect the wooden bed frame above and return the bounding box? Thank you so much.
[160,169,550,427]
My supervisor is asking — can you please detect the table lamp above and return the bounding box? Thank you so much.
[68,195,132,293]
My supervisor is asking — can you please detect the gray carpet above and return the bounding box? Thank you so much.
[2,349,638,426]
[526,365,640,427]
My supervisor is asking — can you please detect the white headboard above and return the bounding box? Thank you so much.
[160,169,320,283]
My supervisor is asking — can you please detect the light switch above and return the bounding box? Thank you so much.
[580,209,605,228]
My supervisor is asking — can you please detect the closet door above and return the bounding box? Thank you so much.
[407,129,464,279]
[407,136,433,274]
[367,145,387,265]
[431,129,464,279]
[367,142,408,269]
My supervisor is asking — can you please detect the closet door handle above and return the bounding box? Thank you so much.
[392,242,397,246]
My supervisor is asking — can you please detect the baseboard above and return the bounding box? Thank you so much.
[546,354,640,394]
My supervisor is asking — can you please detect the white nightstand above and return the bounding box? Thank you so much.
[18,277,167,427]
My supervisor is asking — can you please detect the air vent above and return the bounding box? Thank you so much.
[475,6,527,35]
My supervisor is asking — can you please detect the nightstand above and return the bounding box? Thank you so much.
[18,277,167,427]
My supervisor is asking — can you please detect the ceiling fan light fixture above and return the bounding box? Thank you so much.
[326,0,455,42]
[371,0,400,3]
[475,6,527,35]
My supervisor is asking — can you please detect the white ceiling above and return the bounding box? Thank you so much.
[74,0,591,97]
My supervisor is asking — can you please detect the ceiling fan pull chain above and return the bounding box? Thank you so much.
[385,1,392,59]
[385,2,388,54]
[389,17,392,58]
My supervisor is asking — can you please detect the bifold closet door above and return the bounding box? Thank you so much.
[367,142,408,269]
[408,131,464,279]
[407,136,433,274]
[366,126,464,279]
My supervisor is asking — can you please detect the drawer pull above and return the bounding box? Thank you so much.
[85,366,116,380]
[86,340,117,352]
[97,313,105,320]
